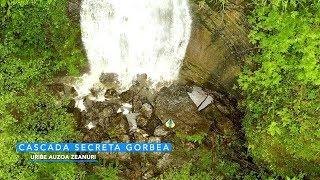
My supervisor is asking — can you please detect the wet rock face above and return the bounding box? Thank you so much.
[71,73,160,136]
[155,85,211,135]
[181,1,251,95]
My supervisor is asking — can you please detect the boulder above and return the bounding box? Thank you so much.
[140,103,153,118]
[154,85,211,135]
[154,125,170,137]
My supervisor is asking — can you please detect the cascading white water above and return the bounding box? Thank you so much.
[74,0,192,110]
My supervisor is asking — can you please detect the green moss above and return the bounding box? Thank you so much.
[176,131,207,144]
[90,164,119,180]
[164,135,213,179]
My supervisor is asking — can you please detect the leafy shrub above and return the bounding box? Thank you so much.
[0,0,86,178]
[0,89,84,179]
[239,0,320,177]
[0,0,85,87]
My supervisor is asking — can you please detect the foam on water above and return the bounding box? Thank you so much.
[75,0,192,110]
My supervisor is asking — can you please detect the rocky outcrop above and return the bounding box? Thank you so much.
[155,85,211,135]
[181,0,251,95]
[51,71,248,179]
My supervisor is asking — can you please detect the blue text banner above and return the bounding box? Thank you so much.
[16,143,172,153]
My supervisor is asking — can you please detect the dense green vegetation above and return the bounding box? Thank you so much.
[0,0,86,179]
[239,0,320,177]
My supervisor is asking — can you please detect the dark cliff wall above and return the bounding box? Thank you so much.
[181,0,251,95]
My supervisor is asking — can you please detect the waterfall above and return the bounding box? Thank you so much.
[74,0,192,110]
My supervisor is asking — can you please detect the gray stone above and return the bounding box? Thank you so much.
[154,125,169,137]
[132,129,149,142]
[140,103,153,118]
[125,113,139,132]
[137,116,149,128]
